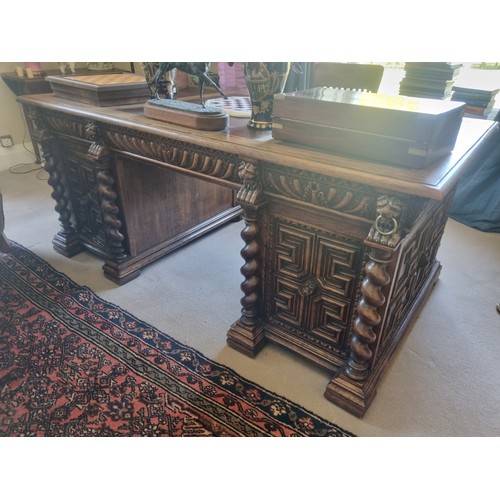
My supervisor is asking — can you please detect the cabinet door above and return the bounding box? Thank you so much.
[265,213,364,361]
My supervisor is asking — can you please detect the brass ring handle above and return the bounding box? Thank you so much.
[374,215,398,236]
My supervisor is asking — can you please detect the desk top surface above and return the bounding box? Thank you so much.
[18,93,500,201]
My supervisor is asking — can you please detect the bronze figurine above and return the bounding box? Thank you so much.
[151,63,228,105]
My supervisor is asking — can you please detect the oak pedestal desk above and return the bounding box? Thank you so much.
[19,93,499,416]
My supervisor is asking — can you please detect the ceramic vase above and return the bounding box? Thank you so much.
[244,62,291,130]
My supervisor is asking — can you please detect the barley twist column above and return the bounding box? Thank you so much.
[86,123,127,262]
[346,248,392,380]
[325,195,403,416]
[84,123,135,284]
[227,161,267,357]
[27,108,82,256]
[239,207,260,327]
[95,166,127,261]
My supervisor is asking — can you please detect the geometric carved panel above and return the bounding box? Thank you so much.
[266,214,363,354]
[378,197,451,359]
[315,237,360,297]
[272,275,307,328]
[275,224,314,281]
[65,154,109,251]
[309,294,349,345]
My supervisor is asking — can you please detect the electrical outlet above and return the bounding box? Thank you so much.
[0,135,14,148]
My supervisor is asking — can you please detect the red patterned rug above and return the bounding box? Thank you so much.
[0,243,354,437]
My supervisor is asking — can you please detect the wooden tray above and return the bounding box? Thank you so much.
[46,73,150,106]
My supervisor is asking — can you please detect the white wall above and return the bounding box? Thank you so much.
[0,62,31,146]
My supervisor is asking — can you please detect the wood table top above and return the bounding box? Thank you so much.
[18,93,500,200]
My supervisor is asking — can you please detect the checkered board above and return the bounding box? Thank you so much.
[205,96,252,117]
[61,74,147,86]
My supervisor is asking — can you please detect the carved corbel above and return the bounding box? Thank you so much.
[236,161,262,206]
[85,122,110,158]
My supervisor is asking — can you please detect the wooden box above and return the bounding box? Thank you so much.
[46,74,150,106]
[272,87,466,168]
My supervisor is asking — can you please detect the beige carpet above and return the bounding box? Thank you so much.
[1,165,499,437]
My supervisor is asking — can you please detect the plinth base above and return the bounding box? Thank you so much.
[144,99,228,130]
[227,320,266,358]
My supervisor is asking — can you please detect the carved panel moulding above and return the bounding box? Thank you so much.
[267,317,348,359]
[265,214,363,358]
[375,195,451,360]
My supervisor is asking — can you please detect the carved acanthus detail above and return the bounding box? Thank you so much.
[32,110,241,184]
[43,112,87,140]
[262,165,376,220]
[103,129,240,183]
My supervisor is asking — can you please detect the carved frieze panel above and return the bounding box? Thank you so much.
[36,109,243,186]
[43,111,88,141]
[102,126,242,185]
[261,163,377,221]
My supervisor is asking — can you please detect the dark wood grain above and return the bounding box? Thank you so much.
[18,92,499,416]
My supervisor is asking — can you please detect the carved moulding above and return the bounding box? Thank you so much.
[42,109,88,141]
[102,125,242,186]
[35,109,243,187]
[261,163,378,221]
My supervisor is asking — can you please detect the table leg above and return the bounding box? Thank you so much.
[227,161,267,356]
